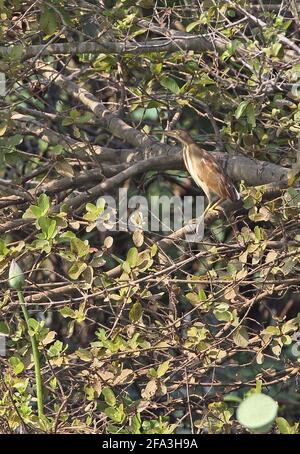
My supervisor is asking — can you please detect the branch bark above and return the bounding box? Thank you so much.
[0,34,226,60]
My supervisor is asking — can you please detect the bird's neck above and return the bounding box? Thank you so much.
[179,136,195,147]
[182,144,190,155]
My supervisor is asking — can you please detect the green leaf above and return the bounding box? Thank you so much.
[8,134,23,147]
[105,404,125,423]
[235,101,249,119]
[186,292,200,304]
[186,20,202,32]
[48,340,63,358]
[76,348,92,361]
[47,219,57,239]
[232,327,249,347]
[276,417,298,434]
[60,306,76,319]
[150,63,162,75]
[262,326,281,336]
[160,76,180,95]
[38,217,57,239]
[129,302,142,322]
[50,144,64,155]
[0,239,9,256]
[271,42,282,57]
[32,238,51,253]
[40,5,58,35]
[157,360,170,378]
[84,385,95,401]
[82,266,93,287]
[214,309,232,322]
[9,356,24,375]
[102,387,116,407]
[127,247,138,268]
[198,289,207,301]
[122,261,131,274]
[38,216,50,233]
[210,219,226,242]
[130,413,141,434]
[0,321,9,335]
[246,103,256,128]
[38,193,50,215]
[68,261,87,280]
[237,394,278,433]
[136,251,153,271]
[30,206,43,218]
[28,318,39,336]
[150,243,157,257]
[70,238,90,258]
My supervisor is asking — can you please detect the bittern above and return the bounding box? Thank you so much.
[163,129,240,215]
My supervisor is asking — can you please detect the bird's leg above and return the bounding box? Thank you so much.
[202,195,223,220]
[193,197,216,237]
[208,198,239,240]
[205,198,223,216]
[193,197,215,226]
[192,198,223,237]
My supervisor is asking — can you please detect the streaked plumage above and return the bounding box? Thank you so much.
[164,129,239,207]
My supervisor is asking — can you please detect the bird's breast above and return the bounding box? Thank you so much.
[183,147,210,196]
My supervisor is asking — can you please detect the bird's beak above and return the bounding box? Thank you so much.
[162,131,177,138]
[151,130,177,137]
[151,130,177,141]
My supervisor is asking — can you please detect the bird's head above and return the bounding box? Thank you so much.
[163,129,194,145]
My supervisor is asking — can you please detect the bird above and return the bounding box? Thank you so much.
[163,129,240,216]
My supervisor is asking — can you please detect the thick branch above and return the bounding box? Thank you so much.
[12,114,138,164]
[35,61,167,159]
[0,34,226,60]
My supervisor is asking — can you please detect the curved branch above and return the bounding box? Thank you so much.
[12,114,138,164]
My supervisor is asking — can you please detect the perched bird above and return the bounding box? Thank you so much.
[163,129,240,214]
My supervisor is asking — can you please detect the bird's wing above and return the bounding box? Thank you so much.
[203,156,239,202]
[184,146,239,202]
